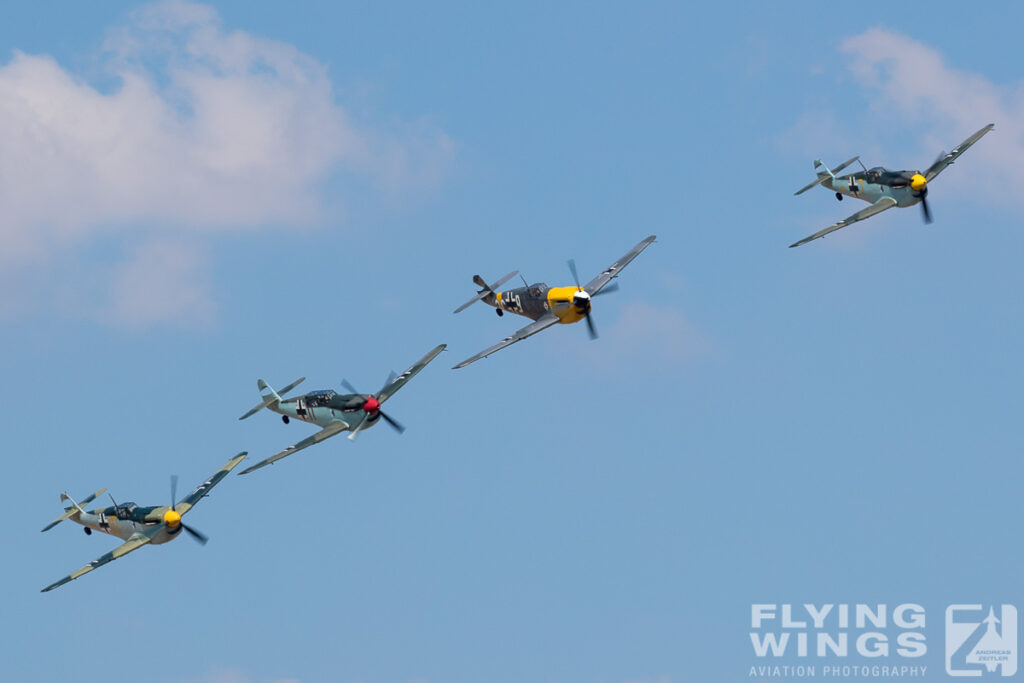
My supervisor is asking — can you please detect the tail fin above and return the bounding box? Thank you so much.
[239,377,305,420]
[794,156,859,196]
[453,271,519,314]
[257,379,282,401]
[41,488,105,532]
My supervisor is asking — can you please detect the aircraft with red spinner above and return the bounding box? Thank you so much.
[237,344,445,474]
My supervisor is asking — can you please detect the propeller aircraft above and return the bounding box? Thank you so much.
[237,343,446,475]
[790,123,994,248]
[40,452,247,592]
[452,235,656,369]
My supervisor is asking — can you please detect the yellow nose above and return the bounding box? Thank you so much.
[910,173,927,192]
[164,509,181,527]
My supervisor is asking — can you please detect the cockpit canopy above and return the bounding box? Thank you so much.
[114,502,138,520]
[304,390,337,406]
[529,283,547,296]
[864,166,916,186]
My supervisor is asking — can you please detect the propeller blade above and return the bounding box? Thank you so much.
[591,281,619,297]
[347,412,369,441]
[921,196,932,224]
[567,259,582,289]
[379,410,406,434]
[385,370,397,387]
[340,379,359,395]
[181,522,208,545]
[584,313,598,340]
[170,474,178,511]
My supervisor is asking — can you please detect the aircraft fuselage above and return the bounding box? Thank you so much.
[269,392,380,431]
[823,168,925,208]
[67,507,181,545]
[482,283,588,324]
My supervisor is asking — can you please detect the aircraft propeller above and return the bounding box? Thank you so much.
[340,378,405,440]
[565,259,620,340]
[167,475,208,545]
[910,172,932,225]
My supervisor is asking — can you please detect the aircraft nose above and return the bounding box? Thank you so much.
[910,173,927,192]
[164,509,181,527]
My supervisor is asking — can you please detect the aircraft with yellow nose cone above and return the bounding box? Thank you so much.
[39,452,246,592]
[790,123,994,248]
[452,235,656,369]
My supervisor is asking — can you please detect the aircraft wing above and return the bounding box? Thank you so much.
[789,196,898,248]
[377,344,447,403]
[238,421,349,475]
[925,123,994,182]
[174,452,248,515]
[453,314,560,369]
[42,532,154,592]
[583,235,657,295]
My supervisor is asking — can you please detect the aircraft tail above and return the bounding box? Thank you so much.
[41,488,106,532]
[453,271,519,314]
[794,156,859,196]
[239,377,305,420]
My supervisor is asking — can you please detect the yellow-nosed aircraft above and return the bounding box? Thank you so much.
[40,452,246,592]
[452,235,656,368]
[790,124,994,248]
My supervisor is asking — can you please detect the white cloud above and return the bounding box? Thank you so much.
[780,28,1018,249]
[836,28,1016,201]
[573,300,711,370]
[104,239,215,329]
[0,0,452,326]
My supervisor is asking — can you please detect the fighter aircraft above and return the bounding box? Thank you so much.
[238,343,446,475]
[40,452,247,592]
[452,235,656,369]
[790,123,994,248]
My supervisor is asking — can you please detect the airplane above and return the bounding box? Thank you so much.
[790,123,994,248]
[237,343,446,475]
[452,235,656,369]
[40,452,247,592]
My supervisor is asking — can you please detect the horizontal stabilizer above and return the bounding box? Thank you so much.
[831,156,860,176]
[277,377,305,396]
[794,156,858,195]
[453,271,518,313]
[41,488,106,532]
[239,377,304,420]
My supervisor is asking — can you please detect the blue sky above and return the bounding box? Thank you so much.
[3,2,1024,682]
